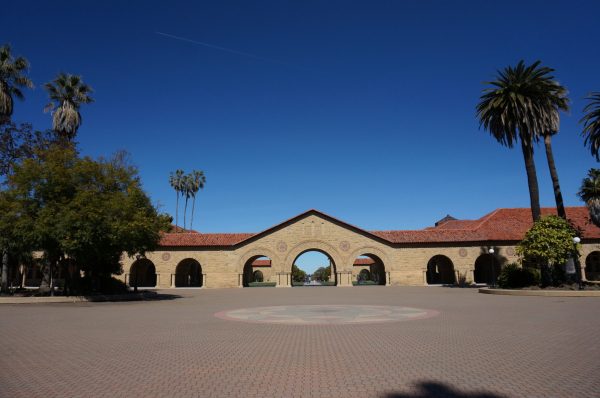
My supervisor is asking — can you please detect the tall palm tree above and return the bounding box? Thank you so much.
[189,170,206,230]
[581,92,600,160]
[182,174,192,230]
[477,60,566,221]
[578,168,600,227]
[44,73,93,141]
[0,44,33,124]
[538,71,570,219]
[169,169,185,231]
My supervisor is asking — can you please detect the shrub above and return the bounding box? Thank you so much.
[497,263,540,289]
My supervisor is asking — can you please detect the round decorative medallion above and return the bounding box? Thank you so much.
[161,252,171,261]
[277,241,288,252]
[507,247,515,256]
[215,305,439,325]
[458,248,468,257]
[339,241,350,252]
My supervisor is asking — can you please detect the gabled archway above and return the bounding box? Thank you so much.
[292,249,336,286]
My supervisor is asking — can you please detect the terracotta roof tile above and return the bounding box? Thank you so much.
[158,207,598,247]
[353,258,375,265]
[251,259,271,267]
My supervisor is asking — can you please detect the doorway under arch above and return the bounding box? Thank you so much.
[426,255,456,285]
[353,254,386,285]
[473,254,501,285]
[175,258,203,287]
[242,256,273,287]
[129,258,157,288]
[293,250,336,286]
[585,251,600,281]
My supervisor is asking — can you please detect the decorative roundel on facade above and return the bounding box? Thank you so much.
[161,252,171,261]
[339,241,350,252]
[458,248,468,257]
[277,241,288,252]
[507,247,515,256]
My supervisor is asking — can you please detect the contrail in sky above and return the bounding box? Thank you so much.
[155,31,312,71]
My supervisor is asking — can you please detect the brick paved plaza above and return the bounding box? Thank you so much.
[1,287,598,398]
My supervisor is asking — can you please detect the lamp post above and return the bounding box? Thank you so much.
[573,237,583,290]
[488,248,496,288]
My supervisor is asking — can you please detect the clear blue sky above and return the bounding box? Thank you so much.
[4,1,600,241]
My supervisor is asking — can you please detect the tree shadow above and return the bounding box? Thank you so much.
[384,381,507,398]
[84,292,182,302]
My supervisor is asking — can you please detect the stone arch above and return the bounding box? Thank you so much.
[473,254,501,285]
[585,251,600,281]
[175,258,203,287]
[426,255,456,285]
[129,258,157,288]
[348,246,390,286]
[284,240,345,286]
[237,247,279,274]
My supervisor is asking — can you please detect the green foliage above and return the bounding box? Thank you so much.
[44,73,93,141]
[497,263,540,288]
[517,215,579,267]
[578,168,600,227]
[312,266,331,282]
[581,92,600,160]
[3,144,170,292]
[292,264,306,283]
[169,169,206,231]
[0,44,34,122]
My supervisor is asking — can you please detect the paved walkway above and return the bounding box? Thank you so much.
[1,287,598,397]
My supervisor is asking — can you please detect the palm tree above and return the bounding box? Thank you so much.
[477,60,566,221]
[581,92,600,160]
[578,168,600,227]
[169,169,185,231]
[182,174,192,230]
[538,71,570,219]
[0,44,33,124]
[189,170,206,230]
[44,73,93,141]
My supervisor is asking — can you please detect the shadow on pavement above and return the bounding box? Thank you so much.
[84,292,182,302]
[384,381,507,398]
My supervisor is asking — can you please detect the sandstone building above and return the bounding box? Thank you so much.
[119,207,600,289]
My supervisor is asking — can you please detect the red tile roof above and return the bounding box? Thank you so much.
[158,207,598,247]
[251,259,271,267]
[353,258,376,265]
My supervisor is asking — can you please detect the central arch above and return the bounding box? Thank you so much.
[284,240,346,287]
[129,258,157,288]
[292,249,337,286]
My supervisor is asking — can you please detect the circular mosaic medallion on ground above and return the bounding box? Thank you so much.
[215,305,438,325]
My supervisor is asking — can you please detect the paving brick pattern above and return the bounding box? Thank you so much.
[1,287,598,398]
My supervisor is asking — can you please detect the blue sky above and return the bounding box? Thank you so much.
[4,0,600,245]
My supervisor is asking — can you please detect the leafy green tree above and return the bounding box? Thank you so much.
[581,92,600,160]
[517,215,580,287]
[312,265,331,282]
[44,73,93,141]
[5,144,170,294]
[0,44,33,124]
[477,61,568,221]
[292,264,306,283]
[578,168,600,227]
[169,169,185,231]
